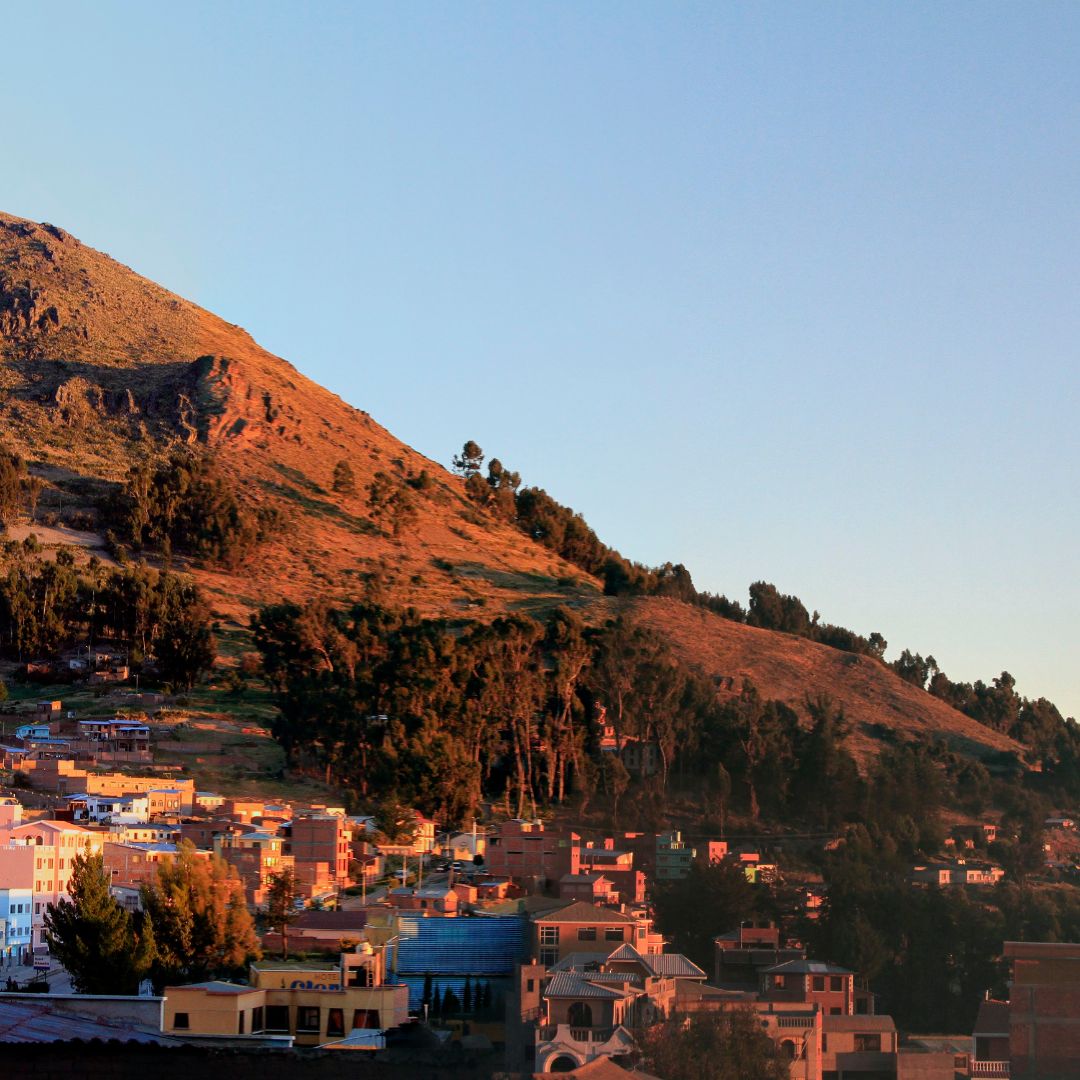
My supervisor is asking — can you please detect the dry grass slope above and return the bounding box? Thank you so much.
[630,597,1024,767]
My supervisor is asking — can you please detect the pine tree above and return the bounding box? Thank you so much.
[44,848,155,994]
[421,972,433,1011]
[264,868,301,959]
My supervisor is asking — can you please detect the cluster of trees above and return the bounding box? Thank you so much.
[253,592,1080,847]
[451,440,1080,777]
[0,443,42,526]
[113,450,279,569]
[367,471,419,537]
[891,652,1080,778]
[252,597,740,823]
[252,595,959,832]
[420,973,497,1019]
[652,776,1075,1036]
[806,809,1080,1034]
[45,843,260,994]
[638,1009,790,1080]
[450,442,888,657]
[0,540,216,687]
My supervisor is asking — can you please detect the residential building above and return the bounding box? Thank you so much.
[532,902,662,967]
[103,841,186,887]
[655,831,696,880]
[485,820,581,885]
[761,958,859,1016]
[577,841,646,904]
[971,997,1009,1073]
[0,881,33,963]
[994,940,1080,1079]
[0,798,22,829]
[595,706,660,778]
[65,792,150,824]
[911,859,1005,887]
[714,924,806,991]
[215,828,293,906]
[0,820,104,947]
[387,884,459,915]
[559,873,618,905]
[289,814,350,892]
[74,718,151,762]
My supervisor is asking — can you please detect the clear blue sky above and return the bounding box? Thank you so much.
[6,3,1078,717]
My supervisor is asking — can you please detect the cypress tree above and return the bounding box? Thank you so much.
[462,975,473,1012]
[44,848,155,994]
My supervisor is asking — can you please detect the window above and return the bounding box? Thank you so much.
[604,928,624,941]
[854,1033,881,1052]
[812,976,825,991]
[526,979,535,993]
[297,1006,320,1033]
[173,1012,190,1030]
[577,927,597,941]
[327,1008,345,1037]
[352,1009,379,1030]
[265,1005,290,1032]
[238,1012,245,1035]
[830,976,844,991]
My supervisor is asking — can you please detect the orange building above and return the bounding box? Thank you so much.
[532,901,662,966]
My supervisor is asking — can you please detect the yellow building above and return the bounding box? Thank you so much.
[163,947,410,1047]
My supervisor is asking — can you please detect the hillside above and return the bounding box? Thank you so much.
[630,597,1024,766]
[0,210,1024,770]
[0,211,600,617]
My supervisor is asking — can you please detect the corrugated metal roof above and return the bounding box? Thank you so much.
[648,954,707,979]
[544,972,627,1000]
[0,1000,169,1044]
[551,952,609,973]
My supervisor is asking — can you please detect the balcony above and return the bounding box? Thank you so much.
[776,1015,816,1029]
[537,1024,616,1045]
[971,1062,1010,1078]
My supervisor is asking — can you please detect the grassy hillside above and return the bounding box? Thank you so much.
[0,210,1027,772]
[0,211,600,619]
[630,597,1024,766]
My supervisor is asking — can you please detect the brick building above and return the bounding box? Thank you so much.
[290,815,351,892]
[484,820,580,885]
[1001,940,1080,1079]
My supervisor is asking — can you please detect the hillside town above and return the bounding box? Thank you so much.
[0,684,1075,1079]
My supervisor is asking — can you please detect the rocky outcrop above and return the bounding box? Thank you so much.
[0,274,60,338]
